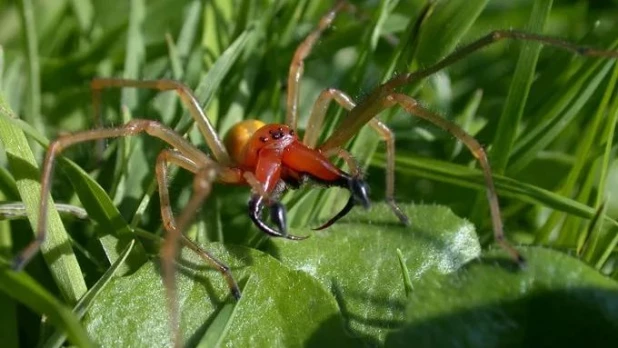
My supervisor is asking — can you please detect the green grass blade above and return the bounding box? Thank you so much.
[490,0,552,173]
[179,26,256,132]
[470,0,552,226]
[580,200,608,264]
[18,0,41,134]
[60,159,147,271]
[510,57,616,173]
[0,96,87,303]
[0,292,18,348]
[450,89,483,159]
[0,260,92,347]
[549,61,618,246]
[0,46,4,85]
[375,153,618,230]
[177,0,202,57]
[0,202,87,220]
[121,0,145,109]
[197,302,238,348]
[42,239,135,348]
[0,99,146,273]
[68,0,94,33]
[414,0,489,68]
[396,248,414,298]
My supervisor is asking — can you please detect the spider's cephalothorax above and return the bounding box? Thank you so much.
[224,120,370,238]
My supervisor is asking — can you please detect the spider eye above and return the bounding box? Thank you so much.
[259,136,268,142]
[269,129,284,140]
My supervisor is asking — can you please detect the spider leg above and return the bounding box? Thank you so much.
[384,93,525,265]
[321,146,362,179]
[306,88,409,225]
[180,235,240,299]
[155,149,237,347]
[286,1,353,130]
[384,30,618,92]
[313,89,524,263]
[12,119,207,270]
[91,78,232,165]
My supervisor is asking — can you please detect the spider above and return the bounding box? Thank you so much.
[10,0,618,346]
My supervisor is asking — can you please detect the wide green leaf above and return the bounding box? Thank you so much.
[0,95,86,303]
[386,247,618,347]
[83,244,356,347]
[269,203,481,343]
[0,260,92,347]
[83,203,481,346]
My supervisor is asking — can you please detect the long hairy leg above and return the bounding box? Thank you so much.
[155,149,234,347]
[383,30,618,91]
[383,93,525,265]
[286,1,353,130]
[91,78,232,165]
[12,119,209,270]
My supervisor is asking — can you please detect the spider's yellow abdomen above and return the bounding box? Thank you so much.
[223,119,266,165]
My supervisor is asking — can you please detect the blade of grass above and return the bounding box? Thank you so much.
[0,127,17,348]
[61,159,147,272]
[490,0,552,173]
[595,69,618,207]
[111,0,145,222]
[0,292,18,348]
[178,26,256,133]
[129,28,190,229]
[414,0,489,69]
[131,0,203,229]
[0,96,87,303]
[510,53,617,173]
[0,259,92,347]
[122,0,145,109]
[0,166,20,200]
[202,0,233,67]
[449,89,483,159]
[68,0,94,34]
[542,61,618,245]
[0,46,4,85]
[43,239,136,348]
[18,0,42,137]
[0,101,147,273]
[0,202,87,220]
[373,152,618,230]
[197,301,240,348]
[177,0,202,58]
[580,200,608,262]
[581,75,618,269]
[396,248,413,298]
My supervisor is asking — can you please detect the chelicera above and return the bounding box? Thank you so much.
[11,1,618,346]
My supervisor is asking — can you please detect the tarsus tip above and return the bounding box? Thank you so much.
[11,257,25,271]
